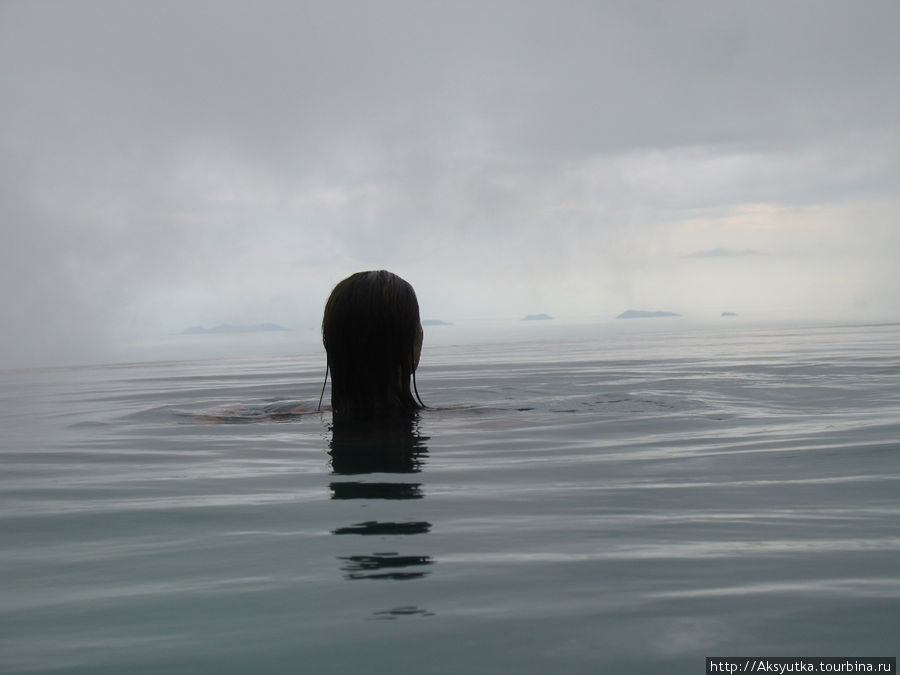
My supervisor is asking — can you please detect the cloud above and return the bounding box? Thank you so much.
[685,248,765,258]
[1,1,899,367]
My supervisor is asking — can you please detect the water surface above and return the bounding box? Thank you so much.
[2,322,898,672]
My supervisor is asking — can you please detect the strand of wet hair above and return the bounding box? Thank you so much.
[413,371,426,408]
[317,363,329,411]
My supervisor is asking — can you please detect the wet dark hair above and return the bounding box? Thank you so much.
[322,270,424,418]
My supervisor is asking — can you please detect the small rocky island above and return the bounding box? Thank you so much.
[182,323,287,335]
[721,312,737,317]
[422,319,452,326]
[522,313,554,321]
[616,310,681,319]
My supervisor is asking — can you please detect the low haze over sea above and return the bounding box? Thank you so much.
[2,320,898,672]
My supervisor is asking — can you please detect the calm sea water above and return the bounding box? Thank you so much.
[2,322,898,673]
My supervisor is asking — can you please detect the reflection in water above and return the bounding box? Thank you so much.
[370,606,435,620]
[329,482,423,500]
[328,415,429,475]
[340,554,435,581]
[333,521,431,535]
[329,414,434,591]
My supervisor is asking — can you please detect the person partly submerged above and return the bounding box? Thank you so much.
[321,269,425,420]
[323,270,429,468]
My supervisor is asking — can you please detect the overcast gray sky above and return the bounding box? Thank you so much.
[2,0,898,368]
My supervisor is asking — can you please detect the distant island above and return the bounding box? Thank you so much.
[721,312,737,317]
[616,310,681,319]
[422,319,452,326]
[182,323,287,335]
[522,313,553,321]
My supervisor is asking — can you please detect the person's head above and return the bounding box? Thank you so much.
[322,270,424,418]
